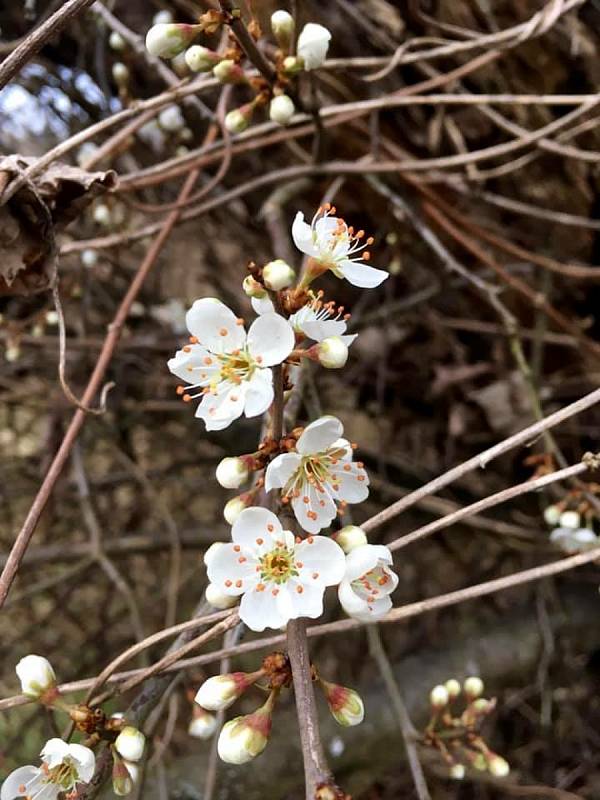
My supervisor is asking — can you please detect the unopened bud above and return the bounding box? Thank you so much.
[158,104,185,132]
[472,698,492,713]
[185,45,220,72]
[269,94,295,126]
[16,655,56,699]
[429,685,449,709]
[45,311,58,326]
[543,504,561,526]
[444,679,461,699]
[114,727,145,762]
[93,204,111,227]
[262,259,296,290]
[464,676,484,699]
[145,23,200,59]
[112,62,129,87]
[320,680,364,727]
[213,59,246,84]
[189,706,218,739]
[317,336,349,369]
[195,671,260,711]
[282,55,303,75]
[109,31,126,52]
[488,755,510,777]
[297,22,331,70]
[81,249,98,269]
[112,759,133,796]
[559,510,580,529]
[243,275,267,299]
[216,456,249,489]
[335,526,367,554]
[205,583,238,609]
[223,495,251,524]
[450,763,465,780]
[217,693,275,764]
[271,10,295,48]
[225,106,252,134]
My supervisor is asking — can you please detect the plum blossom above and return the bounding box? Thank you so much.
[265,416,369,534]
[168,298,294,430]
[206,507,345,631]
[16,655,56,699]
[292,205,388,288]
[338,544,398,622]
[252,293,357,348]
[297,23,331,70]
[550,525,598,553]
[1,739,95,800]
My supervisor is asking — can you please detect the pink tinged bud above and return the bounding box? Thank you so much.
[195,672,259,711]
[189,707,218,739]
[216,457,249,489]
[225,107,252,134]
[488,755,510,777]
[321,680,364,727]
[217,694,275,764]
[213,59,246,84]
[429,685,449,709]
[243,275,267,299]
[114,727,145,762]
[463,676,484,699]
[269,95,296,126]
[317,336,348,369]
[16,655,57,699]
[262,259,296,290]
[185,45,221,72]
[112,758,134,796]
[145,23,200,59]
[335,525,367,554]
[205,582,238,609]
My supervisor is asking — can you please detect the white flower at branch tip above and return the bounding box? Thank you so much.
[335,525,368,554]
[269,94,296,126]
[114,727,145,763]
[317,336,348,369]
[1,739,95,800]
[217,693,276,764]
[168,298,295,431]
[338,543,398,622]
[292,206,388,288]
[559,509,580,529]
[216,456,249,489]
[262,259,296,290]
[16,655,56,699]
[195,671,261,711]
[463,676,484,699]
[185,45,220,72]
[145,23,199,59]
[252,294,357,350]
[205,582,238,609]
[206,506,345,630]
[297,23,331,70]
[320,679,365,727]
[265,416,369,534]
[189,707,218,739]
[158,104,185,132]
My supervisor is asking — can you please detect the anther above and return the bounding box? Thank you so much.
[183,394,192,403]
[256,538,264,545]
[176,386,185,395]
[219,328,228,336]
[296,585,304,594]
[233,545,241,552]
[235,580,242,588]
[225,580,232,587]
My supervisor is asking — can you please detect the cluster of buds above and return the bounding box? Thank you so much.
[422,677,509,780]
[544,499,599,554]
[111,726,146,796]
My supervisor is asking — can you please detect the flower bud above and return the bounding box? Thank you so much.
[216,456,249,489]
[262,259,296,290]
[109,31,126,52]
[242,275,267,298]
[145,23,200,59]
[450,763,465,780]
[189,706,218,739]
[205,583,238,609]
[195,671,260,711]
[158,104,185,132]
[429,685,449,709]
[282,55,303,75]
[472,698,492,713]
[185,45,220,72]
[559,510,580,529]
[81,249,98,269]
[317,336,349,369]
[112,62,129,87]
[320,680,364,727]
[269,94,295,126]
[444,679,461,699]
[112,758,133,796]
[464,676,484,699]
[213,59,246,84]
[93,203,111,226]
[114,727,145,763]
[223,495,250,524]
[225,107,251,134]
[217,694,275,764]
[335,526,368,554]
[488,755,510,777]
[271,10,295,48]
[543,504,561,526]
[297,22,331,70]
[16,655,56,699]
[45,311,58,326]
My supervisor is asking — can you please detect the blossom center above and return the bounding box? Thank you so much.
[216,348,256,386]
[43,760,79,789]
[259,547,298,584]
[353,565,389,603]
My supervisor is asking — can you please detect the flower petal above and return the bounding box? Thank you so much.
[292,482,337,534]
[338,580,368,618]
[207,544,260,595]
[1,767,39,800]
[295,536,346,585]
[330,462,369,504]
[68,744,95,782]
[337,259,388,288]
[301,318,347,343]
[243,368,274,418]
[282,579,326,620]
[265,452,302,492]
[167,345,218,385]
[40,739,70,767]
[195,380,247,431]
[247,313,295,367]
[297,415,344,455]
[232,507,283,552]
[239,587,288,631]
[186,298,246,353]
[292,212,318,257]
[251,295,275,315]
[344,545,380,581]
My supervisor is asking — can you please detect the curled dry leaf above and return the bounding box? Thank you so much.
[0,155,117,296]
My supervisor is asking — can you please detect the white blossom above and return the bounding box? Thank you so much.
[463,676,484,699]
[252,294,357,350]
[189,708,218,739]
[430,685,449,709]
[338,544,398,622]
[292,206,388,288]
[269,95,296,126]
[185,45,219,72]
[488,755,510,777]
[1,739,95,800]
[550,525,598,553]
[558,510,580,529]
[216,457,249,489]
[206,507,345,631]
[145,23,198,59]
[297,23,331,70]
[168,298,295,431]
[265,416,368,534]
[114,727,145,763]
[16,655,56,699]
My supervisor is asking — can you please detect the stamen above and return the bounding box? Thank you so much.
[219,328,228,336]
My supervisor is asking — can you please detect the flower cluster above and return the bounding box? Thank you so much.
[544,504,599,553]
[145,8,333,134]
